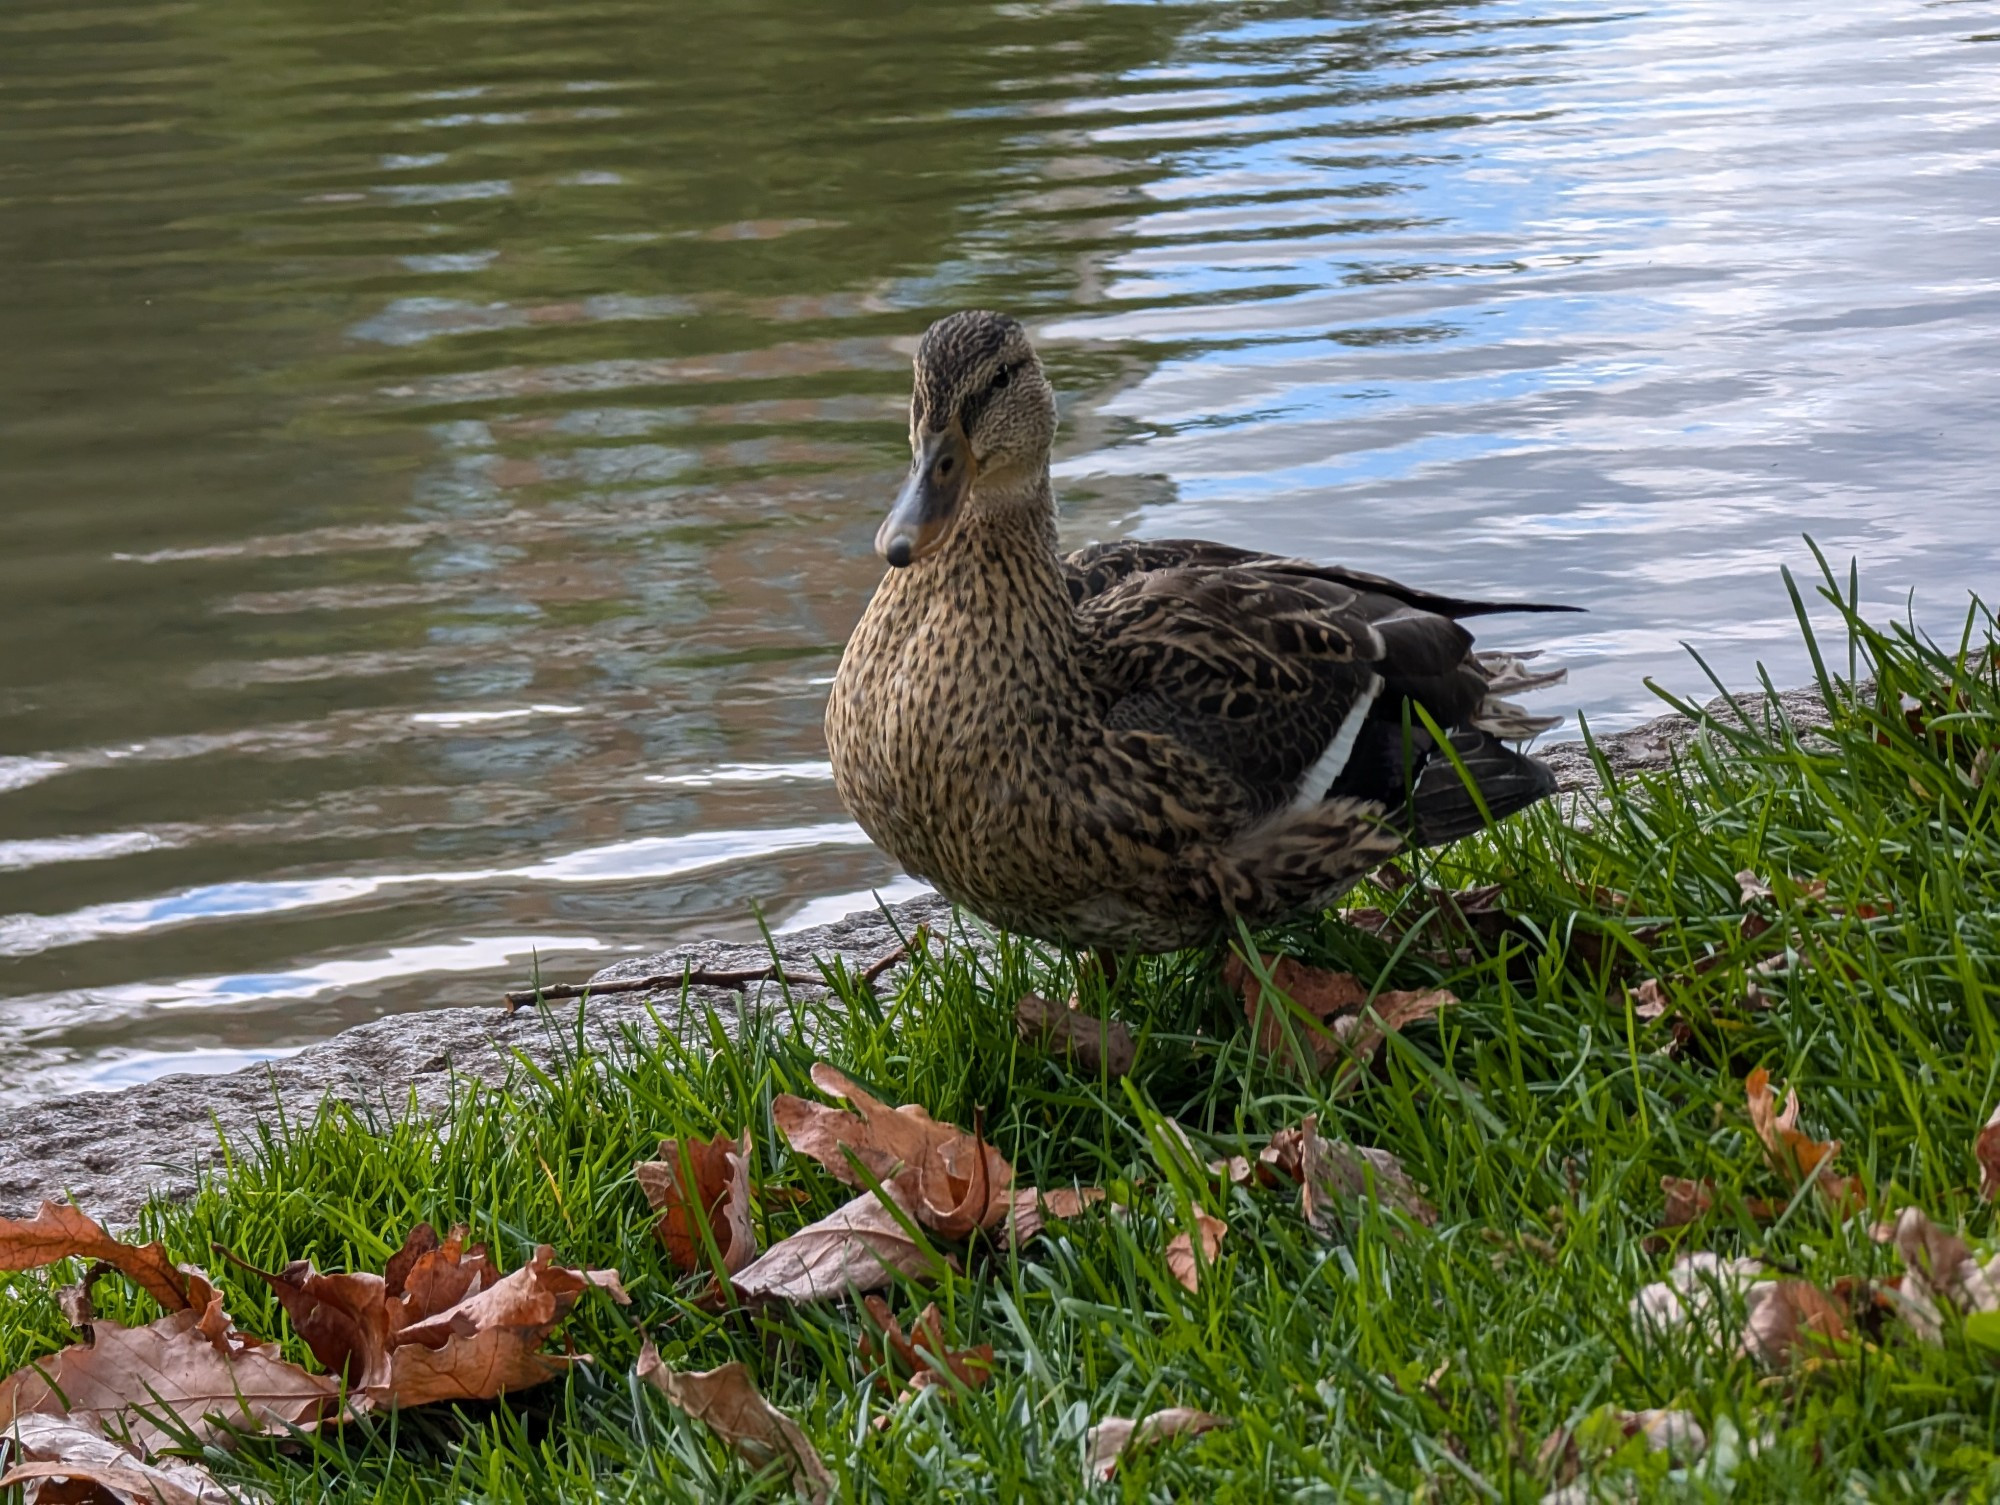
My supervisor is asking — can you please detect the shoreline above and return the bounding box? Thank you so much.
[0,684,1830,1225]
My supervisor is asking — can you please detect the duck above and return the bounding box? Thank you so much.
[825,310,1577,955]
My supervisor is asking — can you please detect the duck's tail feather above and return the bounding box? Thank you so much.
[1405,728,1558,847]
[1471,650,1568,738]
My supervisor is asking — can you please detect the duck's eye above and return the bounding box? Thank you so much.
[990,366,1012,392]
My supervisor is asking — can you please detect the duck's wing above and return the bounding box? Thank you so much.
[1065,538,1581,620]
[1077,560,1566,842]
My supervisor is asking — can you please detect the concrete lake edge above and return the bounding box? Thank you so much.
[0,684,1833,1225]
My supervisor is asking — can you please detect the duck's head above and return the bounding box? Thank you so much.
[877,310,1056,568]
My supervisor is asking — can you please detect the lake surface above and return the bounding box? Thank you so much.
[3,0,1997,1105]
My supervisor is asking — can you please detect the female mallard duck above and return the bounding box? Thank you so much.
[825,310,1575,954]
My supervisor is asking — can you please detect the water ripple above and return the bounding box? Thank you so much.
[2,0,1996,1105]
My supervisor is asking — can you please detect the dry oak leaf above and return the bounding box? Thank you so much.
[1165,1210,1227,1294]
[1263,1117,1436,1230]
[859,1295,994,1413]
[1003,1186,1107,1250]
[0,1298,340,1455]
[728,1184,944,1304]
[1742,1278,1849,1368]
[1225,954,1453,1082]
[772,1064,1013,1237]
[227,1232,625,1409]
[1744,1068,1842,1188]
[1016,993,1136,1077]
[1084,1407,1231,1483]
[1977,1103,2000,1202]
[0,1202,217,1315]
[637,1341,833,1504]
[223,1223,496,1384]
[375,1245,627,1410]
[636,1131,757,1276]
[0,1414,261,1505]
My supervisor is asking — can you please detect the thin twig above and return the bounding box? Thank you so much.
[503,932,920,1011]
[860,926,925,985]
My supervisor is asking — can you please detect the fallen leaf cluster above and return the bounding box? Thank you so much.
[1223,952,1454,1087]
[1624,866,1904,1040]
[0,1204,625,1501]
[635,1067,1111,1319]
[1636,1077,2000,1372]
[1344,878,1517,963]
[632,1065,1250,1488]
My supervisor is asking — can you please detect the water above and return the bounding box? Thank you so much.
[3,0,1997,1105]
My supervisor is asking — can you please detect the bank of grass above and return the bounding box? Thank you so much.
[5,561,2000,1503]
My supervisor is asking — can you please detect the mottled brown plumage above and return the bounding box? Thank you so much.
[825,310,1575,952]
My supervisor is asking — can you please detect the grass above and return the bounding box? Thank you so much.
[5,555,2000,1502]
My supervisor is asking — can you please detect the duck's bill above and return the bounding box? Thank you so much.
[876,427,974,568]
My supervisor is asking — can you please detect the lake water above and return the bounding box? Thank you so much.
[3,0,1997,1105]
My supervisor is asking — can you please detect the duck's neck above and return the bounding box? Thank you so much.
[901,470,1070,628]
[864,470,1080,697]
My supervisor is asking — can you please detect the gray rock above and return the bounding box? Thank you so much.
[0,683,1837,1227]
[0,894,951,1228]
[1539,681,1837,796]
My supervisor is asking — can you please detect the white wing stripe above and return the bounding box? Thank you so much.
[1288,674,1382,812]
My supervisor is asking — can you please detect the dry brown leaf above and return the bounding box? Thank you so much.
[1736,870,1772,904]
[0,1299,340,1454]
[227,1234,624,1410]
[379,1245,627,1409]
[1742,1278,1848,1367]
[1660,1177,1714,1228]
[729,1185,942,1304]
[235,1258,398,1393]
[1332,987,1455,1079]
[771,1065,1013,1236]
[1002,1186,1106,1249]
[0,1202,216,1314]
[1227,954,1363,1071]
[386,1222,503,1323]
[1084,1407,1231,1482]
[0,1414,258,1505]
[1977,1105,2000,1202]
[1016,994,1136,1077]
[1209,1156,1258,1187]
[636,1131,758,1276]
[1744,1068,1842,1188]
[859,1295,994,1408]
[637,1341,833,1504]
[1263,1117,1436,1230]
[1225,954,1454,1083]
[1164,1211,1227,1294]
[1876,1205,2000,1342]
[1630,1252,1845,1367]
[1629,978,1671,1021]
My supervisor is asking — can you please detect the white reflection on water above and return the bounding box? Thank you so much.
[0,823,871,958]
